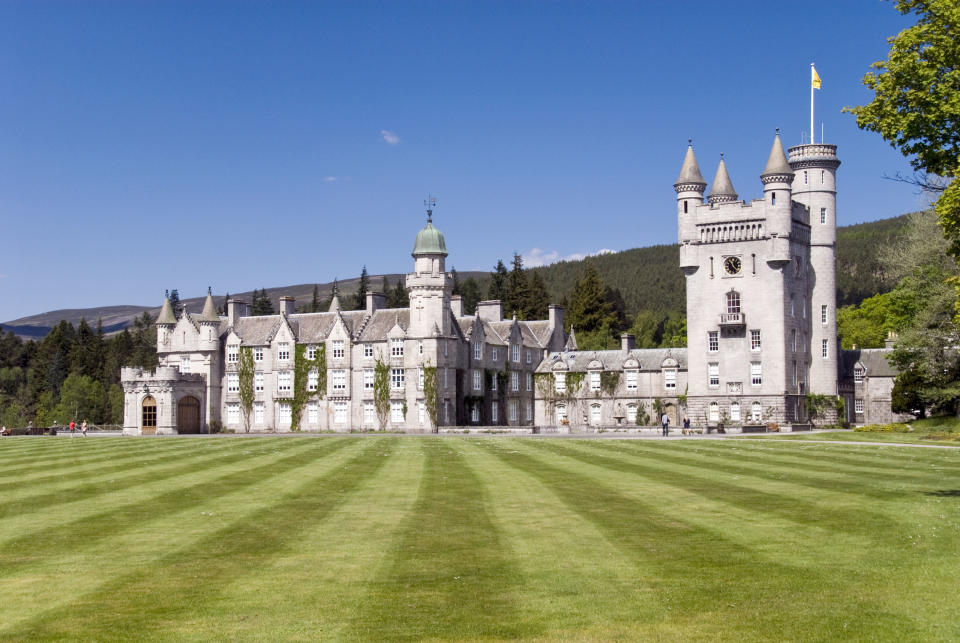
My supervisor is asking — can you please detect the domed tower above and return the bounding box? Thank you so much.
[788,141,840,397]
[675,141,706,272]
[407,203,452,338]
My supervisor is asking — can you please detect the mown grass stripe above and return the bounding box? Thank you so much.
[0,437,352,579]
[475,439,922,640]
[0,437,391,640]
[348,438,539,640]
[0,437,174,473]
[531,439,898,541]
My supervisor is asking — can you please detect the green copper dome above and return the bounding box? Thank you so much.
[412,219,448,257]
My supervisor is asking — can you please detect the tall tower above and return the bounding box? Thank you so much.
[788,142,840,396]
[407,202,452,338]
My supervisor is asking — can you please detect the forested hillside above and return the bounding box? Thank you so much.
[836,213,911,306]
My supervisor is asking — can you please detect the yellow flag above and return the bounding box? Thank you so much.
[812,65,822,90]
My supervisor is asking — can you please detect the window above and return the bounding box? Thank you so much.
[791,295,795,317]
[626,370,638,390]
[142,397,157,429]
[227,345,238,363]
[708,363,719,387]
[555,372,566,392]
[820,207,826,224]
[684,200,688,213]
[473,369,482,391]
[331,369,346,391]
[509,400,519,422]
[751,402,762,422]
[590,404,601,425]
[444,342,448,357]
[331,340,344,359]
[471,406,480,423]
[511,344,519,362]
[556,403,567,422]
[443,368,448,389]
[525,401,532,422]
[418,341,423,355]
[491,402,498,423]
[793,360,798,387]
[178,357,191,374]
[803,170,808,185]
[278,402,292,427]
[708,331,719,352]
[794,256,803,275]
[333,402,347,424]
[418,402,425,425]
[444,400,450,423]
[802,333,807,353]
[418,367,424,390]
[771,192,776,206]
[822,339,829,358]
[391,368,405,389]
[750,330,761,351]
[821,305,828,325]
[730,402,740,421]
[709,402,719,422]
[308,369,318,391]
[855,399,864,414]
[363,344,373,358]
[363,402,375,426]
[626,404,637,423]
[278,342,290,361]
[227,373,239,392]
[511,371,519,392]
[526,372,533,391]
[255,371,264,392]
[590,372,601,391]
[254,402,264,424]
[474,342,482,360]
[227,403,240,425]
[491,374,498,391]
[854,366,865,383]
[726,291,741,314]
[492,348,499,361]
[307,401,318,424]
[664,369,677,390]
[306,345,317,360]
[391,339,404,357]
[364,368,374,389]
[791,329,797,352]
[278,371,292,393]
[821,170,825,183]
[391,401,404,423]
[254,348,264,362]
[751,363,762,386]
[802,296,807,319]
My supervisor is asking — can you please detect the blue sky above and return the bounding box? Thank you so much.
[0,1,924,322]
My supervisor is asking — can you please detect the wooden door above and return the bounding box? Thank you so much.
[177,396,201,434]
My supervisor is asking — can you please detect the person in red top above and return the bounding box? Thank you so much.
[69,421,76,436]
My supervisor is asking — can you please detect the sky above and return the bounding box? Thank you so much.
[0,1,926,322]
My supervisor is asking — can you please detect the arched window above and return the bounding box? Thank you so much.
[751,402,762,423]
[556,403,567,422]
[726,290,741,314]
[590,404,601,425]
[626,403,637,423]
[730,402,740,421]
[709,402,720,422]
[142,396,157,432]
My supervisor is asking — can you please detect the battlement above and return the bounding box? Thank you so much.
[788,143,840,169]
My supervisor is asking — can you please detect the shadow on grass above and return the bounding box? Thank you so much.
[925,489,960,497]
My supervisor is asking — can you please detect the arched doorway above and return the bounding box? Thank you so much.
[666,403,678,427]
[177,396,201,434]
[141,396,157,436]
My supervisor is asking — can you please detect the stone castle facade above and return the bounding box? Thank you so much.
[122,133,903,434]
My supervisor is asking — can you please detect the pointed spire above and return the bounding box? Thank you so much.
[328,292,341,312]
[199,288,219,322]
[565,326,578,351]
[674,139,707,190]
[156,292,177,325]
[761,129,794,179]
[707,155,738,204]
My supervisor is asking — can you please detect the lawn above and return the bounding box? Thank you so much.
[1,435,959,641]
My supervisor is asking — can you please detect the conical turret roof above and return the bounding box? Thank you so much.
[674,143,707,187]
[199,288,219,322]
[707,156,738,203]
[761,132,794,178]
[156,293,177,325]
[328,293,341,312]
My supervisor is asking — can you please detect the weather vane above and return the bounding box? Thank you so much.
[424,194,437,222]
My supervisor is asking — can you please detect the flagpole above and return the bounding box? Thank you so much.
[810,63,815,144]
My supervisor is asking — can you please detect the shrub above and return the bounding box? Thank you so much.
[853,422,909,433]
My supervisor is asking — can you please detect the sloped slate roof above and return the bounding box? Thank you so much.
[456,316,477,340]
[232,316,283,345]
[536,348,689,373]
[841,348,898,378]
[482,320,509,345]
[523,320,553,347]
[357,309,410,341]
[518,321,547,347]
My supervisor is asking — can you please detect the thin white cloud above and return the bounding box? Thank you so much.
[380,130,400,145]
[523,247,616,268]
[324,176,338,183]
[323,176,352,183]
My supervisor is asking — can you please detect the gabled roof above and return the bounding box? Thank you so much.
[535,348,689,373]
[457,316,477,341]
[523,320,553,347]
[231,316,282,345]
[841,348,898,378]
[357,309,410,342]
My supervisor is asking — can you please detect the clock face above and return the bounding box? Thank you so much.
[724,256,742,275]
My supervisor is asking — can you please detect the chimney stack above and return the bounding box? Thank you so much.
[476,300,503,322]
[227,299,249,327]
[279,296,295,317]
[621,333,635,353]
[366,291,386,315]
[450,295,463,317]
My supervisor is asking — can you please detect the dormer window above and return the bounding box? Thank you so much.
[854,366,865,383]
[391,339,404,357]
[332,340,344,360]
[278,342,290,361]
[227,345,238,363]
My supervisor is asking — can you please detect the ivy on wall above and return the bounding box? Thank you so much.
[423,362,438,432]
[237,347,255,433]
[373,356,390,430]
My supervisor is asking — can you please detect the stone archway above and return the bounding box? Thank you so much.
[141,396,157,436]
[666,403,678,427]
[176,396,201,434]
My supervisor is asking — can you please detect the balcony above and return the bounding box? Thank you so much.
[719,312,745,328]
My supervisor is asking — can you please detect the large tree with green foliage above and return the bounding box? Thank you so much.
[487,260,508,301]
[353,266,369,310]
[566,262,622,349]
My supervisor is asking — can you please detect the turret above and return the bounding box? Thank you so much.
[761,130,794,238]
[707,155,738,205]
[198,287,220,350]
[155,290,177,349]
[675,141,707,271]
[407,205,452,337]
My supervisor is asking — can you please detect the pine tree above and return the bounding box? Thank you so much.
[168,289,181,316]
[487,260,508,301]
[388,279,409,308]
[525,271,550,320]
[459,277,482,315]
[311,285,320,312]
[252,288,274,316]
[566,262,620,349]
[354,266,369,310]
[219,292,230,315]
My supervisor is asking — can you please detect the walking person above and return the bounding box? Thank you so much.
[661,412,669,437]
[69,420,76,437]
[81,420,87,437]
[683,416,691,435]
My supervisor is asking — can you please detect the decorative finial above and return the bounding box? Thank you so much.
[424,194,437,222]
[165,289,169,298]
[207,286,212,295]
[776,127,780,136]
[688,138,692,146]
[720,153,725,159]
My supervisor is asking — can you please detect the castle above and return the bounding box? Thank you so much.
[122,133,902,434]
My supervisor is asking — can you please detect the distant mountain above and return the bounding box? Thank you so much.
[1,214,916,340]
